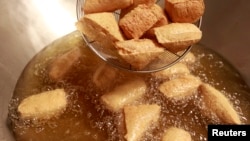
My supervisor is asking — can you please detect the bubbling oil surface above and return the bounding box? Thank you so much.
[8,31,250,141]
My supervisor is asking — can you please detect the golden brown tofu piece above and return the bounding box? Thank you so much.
[115,39,165,70]
[152,63,190,80]
[18,89,67,120]
[76,19,99,42]
[76,18,117,52]
[119,4,165,39]
[83,12,124,42]
[124,104,161,141]
[159,74,201,100]
[198,83,241,124]
[165,0,205,23]
[154,23,202,53]
[162,127,191,141]
[101,78,147,112]
[93,63,119,90]
[77,12,125,56]
[48,47,82,81]
[83,0,133,14]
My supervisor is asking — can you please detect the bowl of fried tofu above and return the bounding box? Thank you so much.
[76,0,204,72]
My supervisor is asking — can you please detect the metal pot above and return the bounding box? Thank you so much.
[1,0,249,140]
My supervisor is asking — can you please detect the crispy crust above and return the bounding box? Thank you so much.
[83,12,124,42]
[119,4,165,39]
[77,12,125,56]
[115,39,165,70]
[153,23,202,52]
[83,0,133,14]
[165,0,205,23]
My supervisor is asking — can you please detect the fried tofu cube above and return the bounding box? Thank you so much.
[119,4,165,39]
[77,12,125,56]
[165,0,205,23]
[101,78,147,112]
[124,104,161,141]
[159,74,201,100]
[83,0,133,14]
[198,83,241,124]
[83,12,125,42]
[162,127,191,141]
[76,18,118,53]
[153,23,202,53]
[152,63,190,79]
[115,39,165,70]
[18,89,67,119]
[48,47,82,81]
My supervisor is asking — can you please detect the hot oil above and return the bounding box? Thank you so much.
[8,31,250,141]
